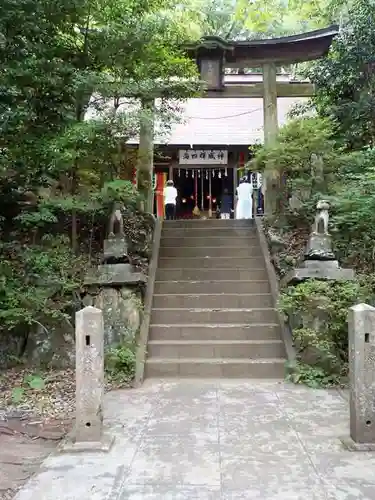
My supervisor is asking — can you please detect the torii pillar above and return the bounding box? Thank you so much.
[262,62,278,215]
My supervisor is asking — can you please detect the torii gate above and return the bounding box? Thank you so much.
[185,26,339,215]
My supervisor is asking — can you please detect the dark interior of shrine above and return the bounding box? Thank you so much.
[173,167,234,218]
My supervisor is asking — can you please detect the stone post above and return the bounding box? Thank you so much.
[59,306,114,452]
[341,303,375,451]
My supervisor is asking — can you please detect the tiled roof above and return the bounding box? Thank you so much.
[161,97,308,146]
[85,92,309,146]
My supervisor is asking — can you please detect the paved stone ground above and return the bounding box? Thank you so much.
[0,417,72,499]
[0,434,56,500]
[12,379,375,500]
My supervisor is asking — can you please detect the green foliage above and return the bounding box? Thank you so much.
[252,116,341,224]
[24,374,45,391]
[285,361,342,388]
[253,116,338,174]
[329,147,375,271]
[0,0,198,365]
[308,0,375,149]
[234,0,335,40]
[279,280,360,386]
[171,0,337,50]
[105,344,136,384]
[95,180,140,208]
[11,374,46,404]
[0,235,86,332]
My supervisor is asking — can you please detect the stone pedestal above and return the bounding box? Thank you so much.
[283,259,355,287]
[94,287,142,346]
[59,306,114,453]
[304,233,335,260]
[341,304,375,451]
[282,226,354,287]
[83,234,147,348]
[103,237,128,262]
[85,264,146,287]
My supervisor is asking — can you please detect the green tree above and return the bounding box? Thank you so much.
[0,0,199,361]
[308,0,375,149]
[252,116,340,223]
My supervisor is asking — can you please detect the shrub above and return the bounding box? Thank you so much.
[105,344,136,384]
[279,279,360,386]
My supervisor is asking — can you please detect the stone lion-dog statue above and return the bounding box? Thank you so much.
[108,202,125,238]
[313,200,330,235]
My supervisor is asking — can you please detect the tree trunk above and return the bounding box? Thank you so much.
[71,158,78,254]
[136,99,155,213]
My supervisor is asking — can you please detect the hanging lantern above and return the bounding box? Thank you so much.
[218,170,222,179]
[206,169,208,179]
[186,169,188,177]
[212,170,215,177]
[198,169,201,177]
[206,195,210,200]
[225,167,228,177]
[182,198,187,203]
[190,195,194,200]
[212,198,217,204]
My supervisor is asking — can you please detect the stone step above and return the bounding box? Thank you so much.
[159,246,262,258]
[145,358,285,378]
[163,219,255,228]
[158,256,265,270]
[162,228,257,238]
[151,308,278,324]
[147,340,285,359]
[156,268,268,281]
[149,323,281,341]
[160,236,258,247]
[154,280,271,295]
[152,293,274,309]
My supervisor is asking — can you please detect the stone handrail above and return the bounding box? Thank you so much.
[134,217,163,386]
[254,217,296,363]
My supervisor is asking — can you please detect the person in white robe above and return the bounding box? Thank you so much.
[235,176,253,219]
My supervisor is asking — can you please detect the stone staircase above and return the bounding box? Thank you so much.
[145,218,286,378]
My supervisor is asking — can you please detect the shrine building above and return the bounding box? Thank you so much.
[130,73,309,219]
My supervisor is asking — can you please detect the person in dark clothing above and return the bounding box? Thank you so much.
[220,188,232,219]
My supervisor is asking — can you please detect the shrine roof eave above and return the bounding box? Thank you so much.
[186,25,339,66]
[127,142,255,149]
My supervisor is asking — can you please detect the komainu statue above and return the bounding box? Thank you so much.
[108,202,125,238]
[313,200,330,235]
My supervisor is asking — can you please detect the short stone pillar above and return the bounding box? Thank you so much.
[341,303,375,451]
[59,306,114,452]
